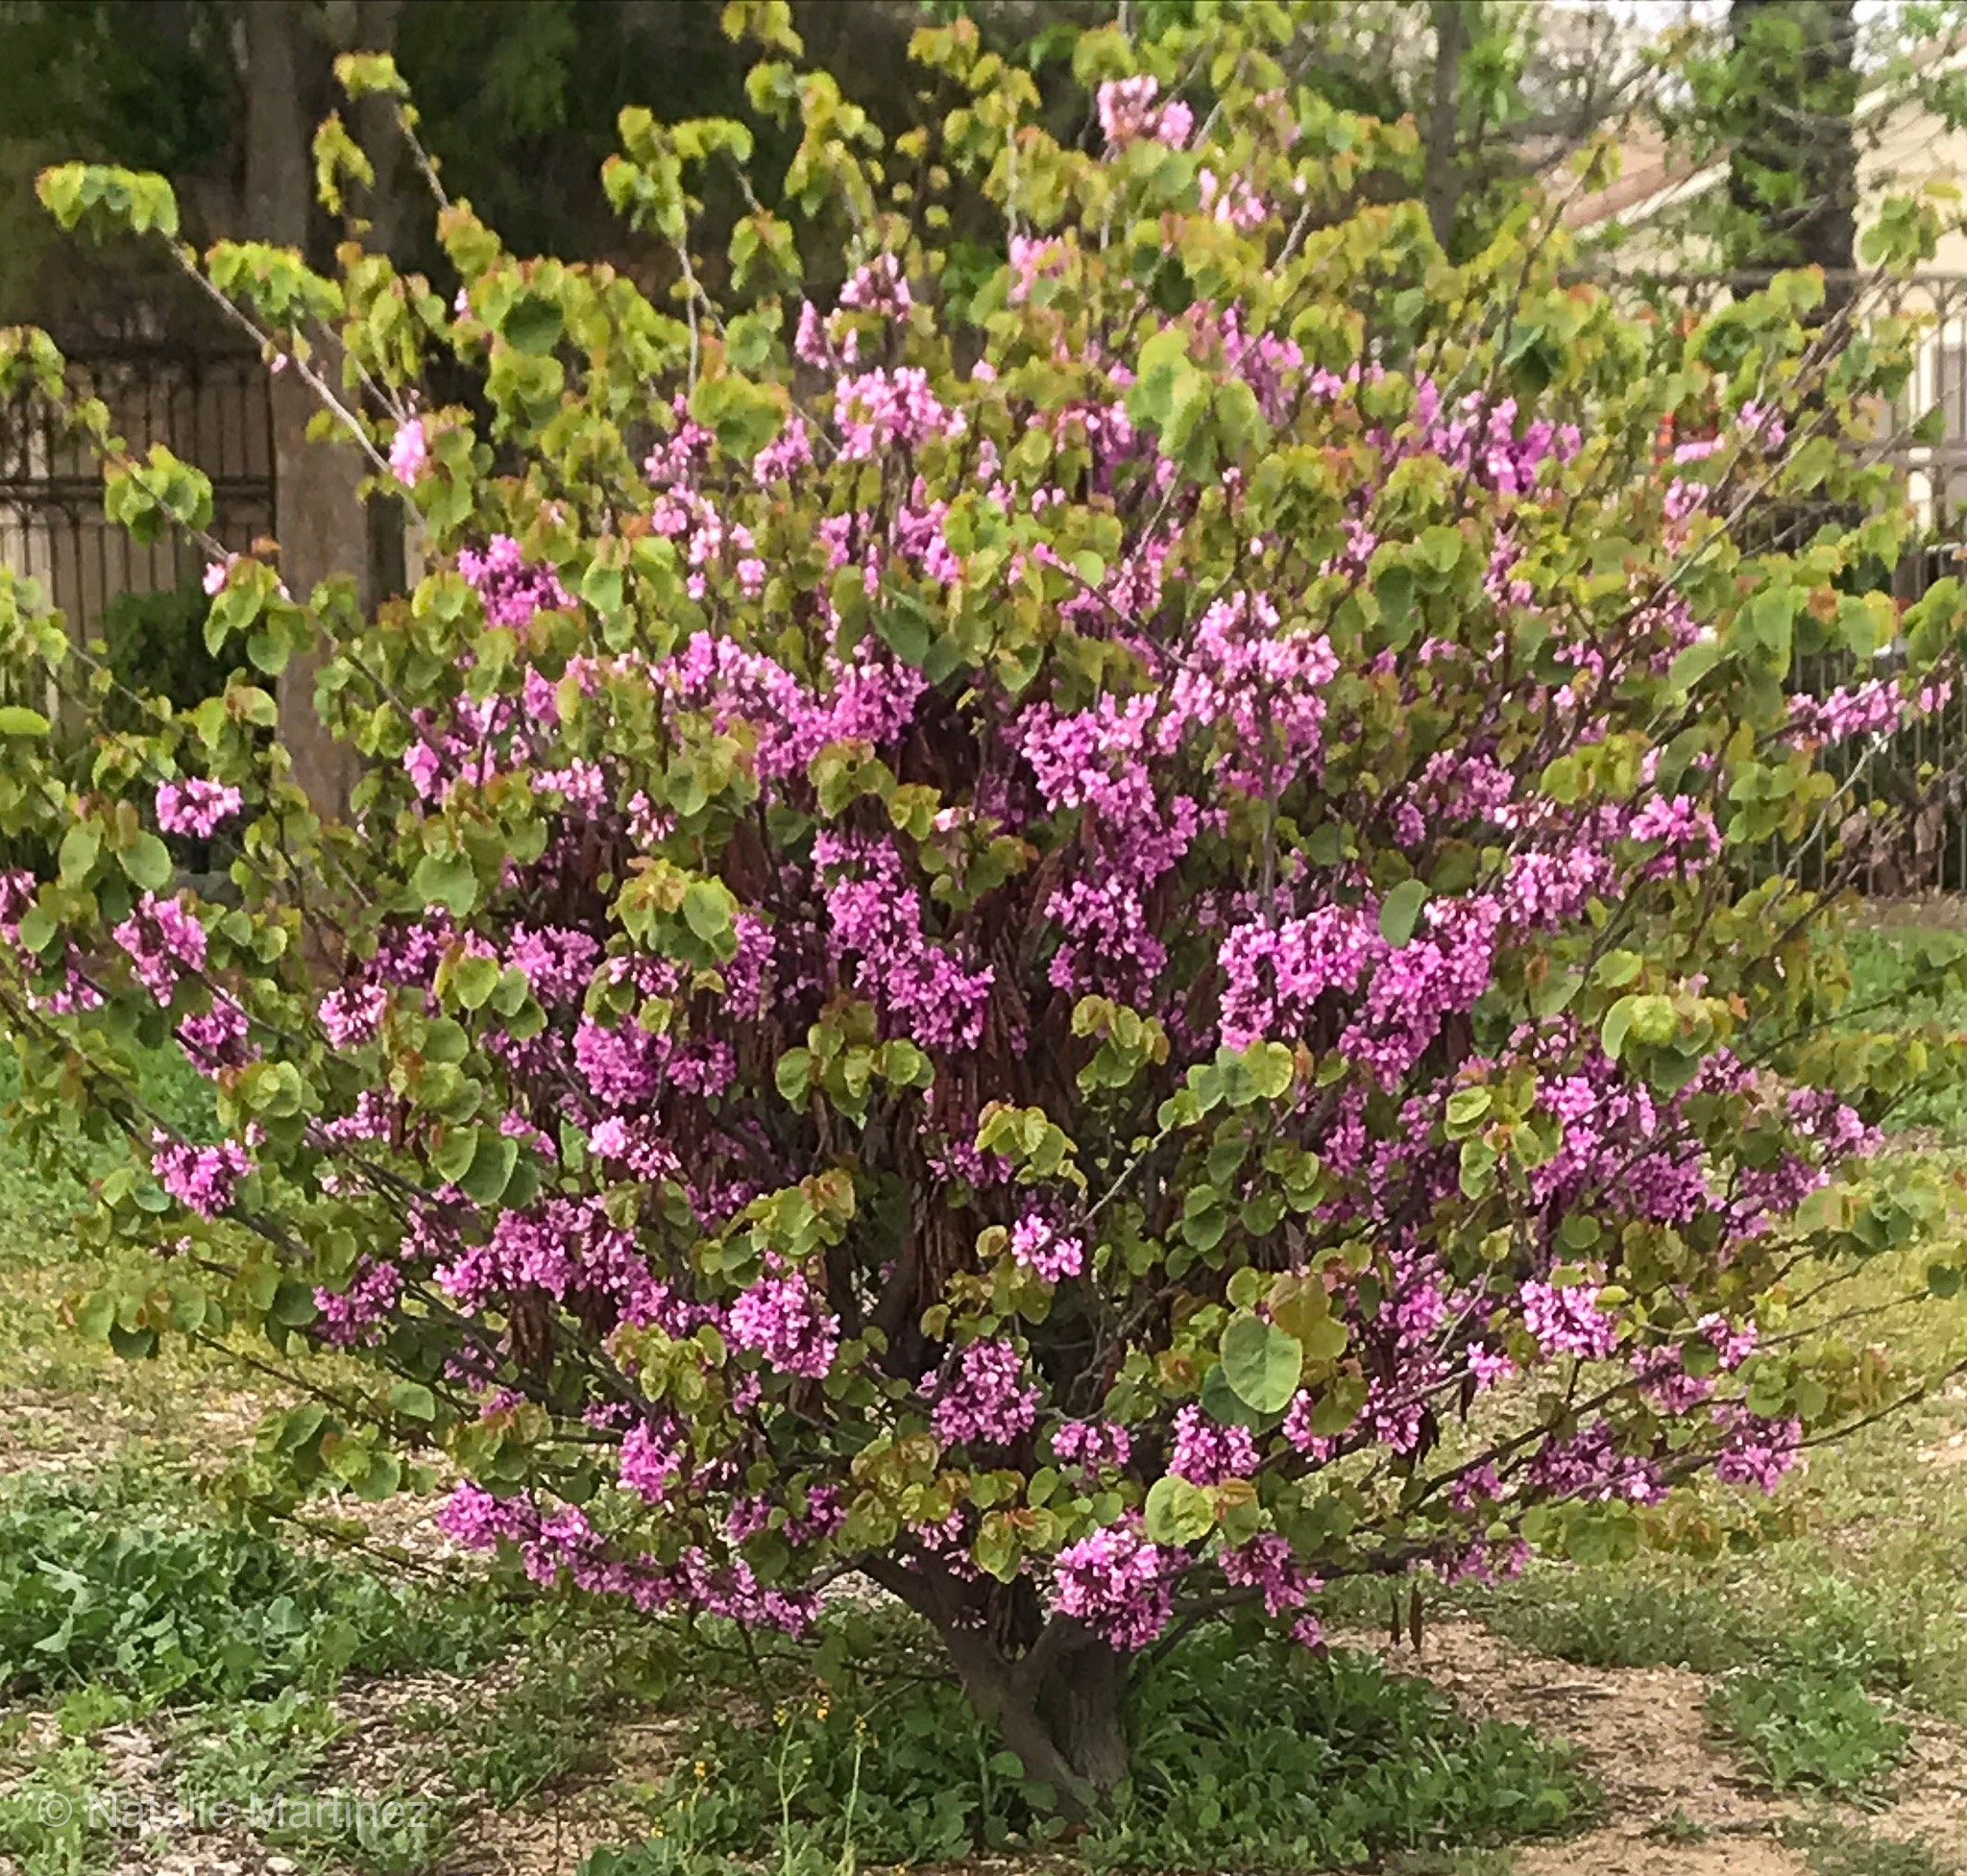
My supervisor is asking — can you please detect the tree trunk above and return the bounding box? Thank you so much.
[242,0,375,826]
[1422,0,1470,255]
[863,1560,1130,1816]
[1727,0,1858,319]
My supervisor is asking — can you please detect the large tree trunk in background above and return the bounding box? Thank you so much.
[1727,0,1860,561]
[1422,0,1469,255]
[349,0,410,610]
[244,0,385,826]
[1727,0,1859,320]
[864,1560,1130,1817]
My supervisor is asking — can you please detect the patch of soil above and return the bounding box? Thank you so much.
[1372,1619,1967,1876]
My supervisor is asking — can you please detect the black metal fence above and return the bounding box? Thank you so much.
[0,342,275,656]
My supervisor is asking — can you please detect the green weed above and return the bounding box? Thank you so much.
[1707,1667,1909,1804]
[0,1469,522,1703]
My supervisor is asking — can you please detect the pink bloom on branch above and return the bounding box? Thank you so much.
[155,777,244,840]
[619,1418,688,1504]
[1520,1280,1619,1362]
[389,418,429,488]
[319,982,388,1049]
[1049,1520,1179,1651]
[202,555,239,597]
[1168,1402,1258,1485]
[727,1271,839,1380]
[929,1338,1040,1449]
[315,1256,401,1347]
[178,997,255,1073]
[112,893,206,1005]
[1220,1532,1321,1620]
[1712,1405,1804,1493]
[1053,1419,1131,1474]
[1009,1213,1085,1284]
[150,1131,253,1218]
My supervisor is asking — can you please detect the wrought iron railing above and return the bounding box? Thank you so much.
[0,340,276,648]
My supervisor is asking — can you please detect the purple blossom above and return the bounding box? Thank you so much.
[113,894,206,1005]
[1010,1213,1085,1283]
[1712,1406,1804,1493]
[389,418,429,488]
[315,1257,402,1347]
[1220,1532,1320,1619]
[1520,1280,1620,1361]
[319,983,388,1049]
[619,1418,688,1504]
[1053,1419,1131,1474]
[1049,1520,1179,1650]
[727,1271,839,1380]
[151,1132,252,1218]
[930,1339,1040,1449]
[1168,1403,1258,1485]
[155,778,244,840]
[178,997,255,1073]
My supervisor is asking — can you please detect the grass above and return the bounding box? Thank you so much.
[590,1626,1590,1876]
[1439,1212,1967,1728]
[1835,920,1967,1138]
[1779,1815,1961,1876]
[0,1467,526,1703]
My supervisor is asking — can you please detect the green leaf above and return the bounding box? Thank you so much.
[502,292,565,355]
[389,1379,438,1421]
[460,1132,520,1205]
[1143,1474,1216,1546]
[352,1451,402,1501]
[682,879,734,942]
[775,1047,814,1107]
[414,851,478,918]
[1594,950,1643,988]
[1600,995,1638,1061]
[1378,878,1429,947]
[59,821,100,883]
[0,705,50,736]
[1418,524,1463,575]
[431,1126,480,1185]
[1668,639,1722,693]
[452,952,501,1010]
[270,1280,319,1327]
[1220,1310,1303,1414]
[120,832,174,891]
[1202,1358,1271,1430]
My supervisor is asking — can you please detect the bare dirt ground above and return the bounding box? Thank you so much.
[1379,1620,1967,1876]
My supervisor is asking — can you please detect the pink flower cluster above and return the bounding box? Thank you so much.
[457,535,575,628]
[930,1339,1040,1449]
[155,778,244,840]
[1049,1520,1180,1650]
[1096,75,1193,149]
[389,418,429,488]
[150,1132,252,1218]
[1520,1280,1621,1362]
[727,1271,840,1380]
[436,1481,817,1634]
[1167,1403,1259,1485]
[1053,1419,1132,1474]
[314,1256,402,1347]
[1009,1213,1085,1283]
[113,894,205,1005]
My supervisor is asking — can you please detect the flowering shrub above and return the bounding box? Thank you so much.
[3,3,1966,1809]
